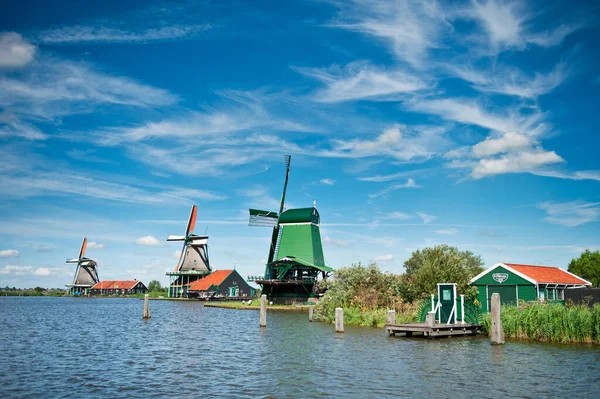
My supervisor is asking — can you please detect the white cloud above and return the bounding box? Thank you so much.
[0,249,19,258]
[0,58,178,121]
[0,32,36,68]
[408,98,522,133]
[0,170,226,204]
[447,62,567,99]
[368,178,421,199]
[471,149,564,179]
[135,236,163,246]
[295,61,427,102]
[468,0,580,52]
[358,168,431,182]
[39,24,211,44]
[0,265,33,275]
[417,212,437,224]
[329,0,451,66]
[0,119,47,141]
[87,242,105,249]
[538,201,600,227]
[389,212,413,220]
[0,264,69,276]
[34,267,70,276]
[320,178,336,185]
[374,254,394,262]
[435,228,458,235]
[328,124,448,162]
[473,132,534,157]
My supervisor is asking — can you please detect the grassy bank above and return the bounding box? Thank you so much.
[481,302,600,344]
[204,300,309,311]
[314,303,418,328]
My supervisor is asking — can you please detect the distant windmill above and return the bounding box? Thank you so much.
[65,238,99,296]
[248,155,333,303]
[165,205,211,298]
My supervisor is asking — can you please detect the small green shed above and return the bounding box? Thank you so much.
[470,263,591,313]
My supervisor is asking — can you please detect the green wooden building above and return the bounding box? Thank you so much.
[470,263,591,313]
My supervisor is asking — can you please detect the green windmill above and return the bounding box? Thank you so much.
[248,155,333,303]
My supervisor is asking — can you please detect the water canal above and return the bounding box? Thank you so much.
[1,297,599,398]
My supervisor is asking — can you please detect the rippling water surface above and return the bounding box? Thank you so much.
[1,297,599,398]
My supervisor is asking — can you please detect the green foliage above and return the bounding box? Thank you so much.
[147,280,163,292]
[398,244,485,302]
[314,263,418,327]
[481,302,600,344]
[568,249,600,287]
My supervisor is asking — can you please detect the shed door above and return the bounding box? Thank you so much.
[487,285,517,310]
[438,284,455,323]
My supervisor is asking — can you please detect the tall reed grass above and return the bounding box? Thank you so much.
[482,302,600,344]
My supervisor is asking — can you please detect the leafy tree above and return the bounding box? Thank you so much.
[147,280,163,292]
[568,250,600,287]
[399,245,485,302]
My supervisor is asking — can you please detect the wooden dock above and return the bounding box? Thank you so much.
[386,322,481,338]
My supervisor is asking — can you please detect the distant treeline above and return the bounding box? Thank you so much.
[1,287,67,296]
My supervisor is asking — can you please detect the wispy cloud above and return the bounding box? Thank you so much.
[38,24,211,44]
[329,0,451,66]
[435,228,459,235]
[0,32,36,68]
[87,242,105,249]
[0,249,19,258]
[320,178,336,185]
[323,236,351,247]
[358,168,431,182]
[295,61,427,102]
[417,212,437,224]
[374,254,394,262]
[467,0,581,52]
[446,62,568,99]
[328,124,449,162]
[538,201,600,227]
[368,178,421,198]
[388,212,413,220]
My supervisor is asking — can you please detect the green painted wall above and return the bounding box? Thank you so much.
[472,265,539,312]
[276,224,325,267]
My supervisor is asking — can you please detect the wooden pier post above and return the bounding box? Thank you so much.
[260,294,267,327]
[426,311,435,328]
[490,293,504,345]
[460,294,465,325]
[309,306,314,322]
[387,310,396,325]
[335,307,344,333]
[143,294,151,319]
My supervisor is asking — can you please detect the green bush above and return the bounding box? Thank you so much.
[314,263,418,328]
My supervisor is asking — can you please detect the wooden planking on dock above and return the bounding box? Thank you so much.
[386,322,481,338]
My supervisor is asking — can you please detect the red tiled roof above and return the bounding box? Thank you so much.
[92,280,142,290]
[504,263,590,285]
[188,270,233,291]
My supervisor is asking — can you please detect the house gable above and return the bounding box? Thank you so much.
[470,264,536,286]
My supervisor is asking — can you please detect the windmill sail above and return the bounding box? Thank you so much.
[166,205,212,298]
[66,237,100,296]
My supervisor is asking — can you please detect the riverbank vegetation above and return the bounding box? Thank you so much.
[482,302,600,344]
[314,245,485,328]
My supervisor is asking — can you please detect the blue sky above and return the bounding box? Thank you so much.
[1,0,599,288]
